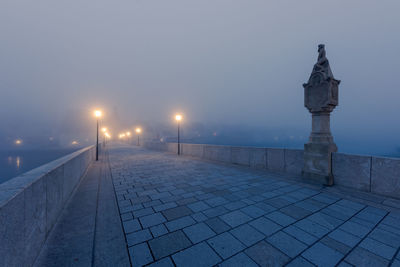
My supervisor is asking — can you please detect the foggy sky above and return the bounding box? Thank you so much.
[1,0,400,155]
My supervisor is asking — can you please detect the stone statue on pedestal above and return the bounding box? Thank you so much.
[302,44,340,185]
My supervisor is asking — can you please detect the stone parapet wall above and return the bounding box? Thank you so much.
[143,142,400,199]
[0,145,96,267]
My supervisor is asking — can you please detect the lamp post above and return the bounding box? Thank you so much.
[175,114,182,155]
[136,128,142,146]
[94,110,102,161]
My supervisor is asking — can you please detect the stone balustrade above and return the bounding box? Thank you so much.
[0,145,96,267]
[142,142,400,199]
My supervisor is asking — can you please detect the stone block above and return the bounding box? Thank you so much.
[63,156,81,202]
[302,242,343,266]
[0,191,25,267]
[267,148,285,172]
[166,143,178,153]
[250,148,267,169]
[207,232,245,259]
[284,149,304,175]
[24,178,46,265]
[203,145,231,163]
[182,144,204,158]
[45,166,64,233]
[172,242,221,267]
[231,147,251,166]
[371,156,400,198]
[129,243,153,266]
[332,153,371,191]
[149,231,191,260]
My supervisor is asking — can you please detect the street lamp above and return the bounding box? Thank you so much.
[175,114,182,155]
[135,127,142,146]
[94,110,102,161]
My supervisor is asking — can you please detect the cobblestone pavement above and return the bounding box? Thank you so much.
[108,145,400,267]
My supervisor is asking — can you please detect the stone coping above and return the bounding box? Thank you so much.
[0,146,94,207]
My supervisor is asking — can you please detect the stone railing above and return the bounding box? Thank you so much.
[142,142,400,199]
[0,145,96,267]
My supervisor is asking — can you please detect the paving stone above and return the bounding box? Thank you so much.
[265,211,296,226]
[154,202,178,212]
[122,219,141,234]
[266,197,292,209]
[230,224,265,246]
[295,199,326,212]
[205,217,231,234]
[165,215,196,232]
[254,202,277,213]
[205,197,229,207]
[203,206,229,218]
[150,224,168,237]
[207,232,245,259]
[240,205,267,218]
[267,231,308,258]
[224,200,247,211]
[218,252,258,267]
[129,242,153,266]
[121,212,133,221]
[133,207,155,218]
[245,240,290,266]
[369,227,400,248]
[161,206,193,221]
[320,236,351,255]
[307,212,343,230]
[172,242,221,267]
[339,221,370,238]
[345,247,390,266]
[139,213,167,228]
[302,242,344,266]
[328,229,361,247]
[176,197,197,205]
[126,229,152,246]
[285,256,315,267]
[295,219,330,238]
[148,231,192,260]
[392,259,400,267]
[219,210,252,228]
[143,200,162,208]
[359,237,397,260]
[151,192,172,200]
[280,205,312,220]
[147,256,175,267]
[249,217,281,236]
[183,222,216,243]
[192,212,208,222]
[283,225,318,246]
[188,201,211,212]
[335,199,365,211]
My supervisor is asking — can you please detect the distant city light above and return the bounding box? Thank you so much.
[126,131,131,136]
[101,127,107,133]
[94,110,102,118]
[119,133,126,139]
[136,128,142,134]
[71,141,79,145]
[105,132,111,138]
[15,139,22,145]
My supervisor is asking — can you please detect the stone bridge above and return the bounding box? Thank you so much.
[1,144,399,266]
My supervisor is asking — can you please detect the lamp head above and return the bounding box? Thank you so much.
[94,110,102,118]
[175,114,182,121]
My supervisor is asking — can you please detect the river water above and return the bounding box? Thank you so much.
[0,148,81,184]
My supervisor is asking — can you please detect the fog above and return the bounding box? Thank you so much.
[1,0,399,156]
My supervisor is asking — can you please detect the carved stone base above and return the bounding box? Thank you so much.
[302,143,337,186]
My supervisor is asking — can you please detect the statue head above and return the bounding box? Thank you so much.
[318,44,325,52]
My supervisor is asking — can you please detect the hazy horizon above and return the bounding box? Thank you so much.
[1,0,400,156]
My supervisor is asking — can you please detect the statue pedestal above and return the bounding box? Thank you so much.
[302,44,340,186]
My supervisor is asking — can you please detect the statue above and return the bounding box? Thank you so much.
[302,44,340,185]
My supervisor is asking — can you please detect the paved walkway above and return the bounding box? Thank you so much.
[109,145,400,267]
[34,152,130,267]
